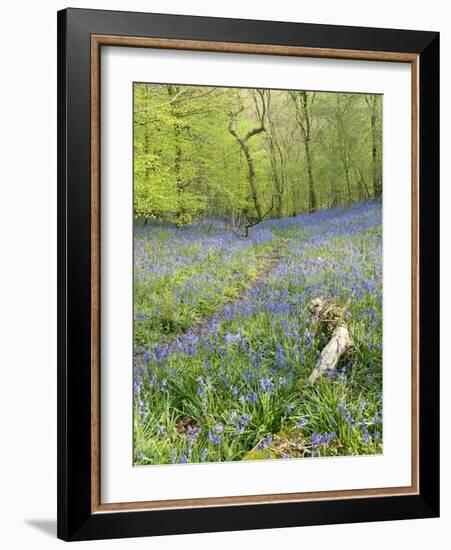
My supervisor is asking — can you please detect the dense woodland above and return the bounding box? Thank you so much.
[134,83,382,230]
[133,83,384,464]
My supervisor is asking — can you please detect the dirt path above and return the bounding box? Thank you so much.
[253,241,285,286]
[159,241,287,347]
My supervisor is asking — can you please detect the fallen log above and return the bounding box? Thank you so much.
[307,297,353,385]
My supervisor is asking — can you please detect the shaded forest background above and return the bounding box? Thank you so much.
[134,83,382,230]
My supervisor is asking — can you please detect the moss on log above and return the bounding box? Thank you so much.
[307,297,353,384]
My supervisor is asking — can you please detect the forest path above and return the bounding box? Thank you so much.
[160,239,287,347]
[250,240,286,288]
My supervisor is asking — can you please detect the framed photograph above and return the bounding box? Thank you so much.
[57,8,439,541]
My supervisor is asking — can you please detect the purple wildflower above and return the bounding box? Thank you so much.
[245,390,258,403]
[295,417,308,429]
[259,377,275,394]
[257,434,271,451]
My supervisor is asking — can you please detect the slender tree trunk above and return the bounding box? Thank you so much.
[357,177,366,201]
[330,179,339,207]
[354,166,370,200]
[370,107,380,196]
[335,95,355,204]
[262,92,285,218]
[241,142,263,219]
[144,85,151,181]
[270,157,283,217]
[276,187,283,218]
[143,85,151,225]
[167,85,185,220]
[344,164,352,202]
[290,91,317,212]
[304,138,317,212]
[366,95,382,197]
[268,141,283,217]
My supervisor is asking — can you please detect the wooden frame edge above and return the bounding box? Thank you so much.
[92,34,418,62]
[91,35,101,513]
[411,55,420,497]
[93,490,420,514]
[90,34,420,515]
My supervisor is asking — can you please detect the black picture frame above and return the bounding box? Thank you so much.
[57,7,439,541]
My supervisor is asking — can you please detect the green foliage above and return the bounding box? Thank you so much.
[133,83,382,225]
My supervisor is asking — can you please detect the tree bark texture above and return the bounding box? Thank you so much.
[228,97,266,219]
[307,298,353,385]
[290,91,318,212]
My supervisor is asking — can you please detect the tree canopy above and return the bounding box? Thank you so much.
[134,83,382,229]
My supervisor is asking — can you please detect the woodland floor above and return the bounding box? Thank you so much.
[133,200,383,465]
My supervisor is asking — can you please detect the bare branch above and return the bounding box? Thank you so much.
[146,88,186,111]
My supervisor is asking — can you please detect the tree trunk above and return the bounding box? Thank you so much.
[370,107,380,196]
[335,95,355,204]
[144,85,151,181]
[228,96,266,220]
[167,85,185,220]
[354,166,370,200]
[263,93,286,218]
[330,180,339,207]
[356,169,367,201]
[366,95,382,197]
[241,143,263,219]
[268,143,283,217]
[304,139,317,212]
[344,165,352,202]
[290,91,317,213]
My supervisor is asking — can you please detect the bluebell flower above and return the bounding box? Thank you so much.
[187,425,201,446]
[207,431,222,445]
[257,434,271,451]
[259,377,275,394]
[362,427,370,444]
[245,390,258,403]
[295,417,308,429]
[133,375,143,397]
[311,431,336,450]
[224,332,241,345]
[200,449,208,461]
[142,350,152,363]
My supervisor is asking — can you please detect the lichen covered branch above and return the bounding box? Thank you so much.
[308,298,353,384]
